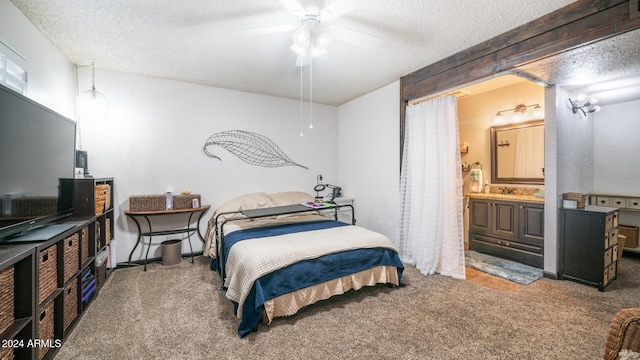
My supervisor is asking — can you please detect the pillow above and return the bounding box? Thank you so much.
[267,191,314,206]
[618,349,640,360]
[213,192,275,218]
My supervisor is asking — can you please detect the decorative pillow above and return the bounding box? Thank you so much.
[267,191,314,206]
[213,192,275,220]
[618,349,640,360]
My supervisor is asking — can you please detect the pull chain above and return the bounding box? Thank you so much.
[309,55,313,129]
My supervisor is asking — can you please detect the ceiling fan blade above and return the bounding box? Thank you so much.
[279,0,305,19]
[328,25,383,50]
[320,0,364,21]
[233,23,297,36]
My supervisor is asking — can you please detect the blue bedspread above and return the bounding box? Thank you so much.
[213,221,404,337]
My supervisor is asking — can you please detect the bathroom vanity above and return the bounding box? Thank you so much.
[468,193,544,268]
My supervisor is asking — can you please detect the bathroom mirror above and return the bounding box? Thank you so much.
[490,120,544,184]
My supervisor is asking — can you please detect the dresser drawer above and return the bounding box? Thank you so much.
[596,196,611,206]
[610,228,618,247]
[604,247,612,267]
[605,211,619,230]
[606,262,617,285]
[611,197,627,207]
[628,198,640,210]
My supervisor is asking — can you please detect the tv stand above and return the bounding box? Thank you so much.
[4,224,76,243]
[0,177,115,359]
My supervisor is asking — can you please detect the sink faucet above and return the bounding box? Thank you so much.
[501,187,513,195]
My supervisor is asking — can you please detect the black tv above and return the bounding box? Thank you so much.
[0,85,77,243]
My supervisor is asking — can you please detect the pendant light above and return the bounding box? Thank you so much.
[77,61,109,121]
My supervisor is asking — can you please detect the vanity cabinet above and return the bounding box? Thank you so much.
[469,198,544,268]
[559,206,619,291]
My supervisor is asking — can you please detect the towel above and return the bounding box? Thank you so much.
[470,169,481,181]
[470,169,483,193]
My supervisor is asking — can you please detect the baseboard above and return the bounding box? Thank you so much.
[543,271,558,280]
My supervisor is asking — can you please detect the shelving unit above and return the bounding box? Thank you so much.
[0,177,115,359]
[0,244,36,360]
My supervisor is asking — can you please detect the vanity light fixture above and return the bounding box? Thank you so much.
[569,94,601,116]
[492,103,542,125]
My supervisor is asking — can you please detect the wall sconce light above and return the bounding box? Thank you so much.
[493,103,543,125]
[568,94,601,116]
[76,61,109,122]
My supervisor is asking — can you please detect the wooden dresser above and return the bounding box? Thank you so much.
[559,205,620,291]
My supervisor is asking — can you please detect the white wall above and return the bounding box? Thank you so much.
[80,70,338,263]
[593,99,640,194]
[337,82,400,243]
[0,0,75,118]
[592,98,640,236]
[2,0,340,264]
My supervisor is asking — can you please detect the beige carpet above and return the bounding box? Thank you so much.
[54,255,640,360]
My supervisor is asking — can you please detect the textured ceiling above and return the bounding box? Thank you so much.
[516,28,640,106]
[9,0,577,105]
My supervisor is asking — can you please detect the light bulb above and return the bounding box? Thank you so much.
[512,112,523,122]
[576,94,586,102]
[532,104,543,118]
[315,31,333,50]
[590,105,601,113]
[292,27,311,47]
[493,112,503,125]
[77,88,109,121]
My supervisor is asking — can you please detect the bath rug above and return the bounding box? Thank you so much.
[465,250,543,285]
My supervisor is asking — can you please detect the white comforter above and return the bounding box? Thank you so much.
[223,220,399,318]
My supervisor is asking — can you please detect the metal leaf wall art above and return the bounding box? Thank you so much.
[203,130,308,170]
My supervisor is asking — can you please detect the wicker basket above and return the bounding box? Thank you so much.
[63,233,80,283]
[98,184,112,210]
[620,225,639,249]
[63,279,78,331]
[173,194,201,209]
[95,184,111,215]
[97,260,108,290]
[563,193,587,208]
[38,302,55,360]
[0,347,14,360]
[0,266,15,335]
[38,245,58,305]
[11,196,57,216]
[105,218,111,245]
[81,226,89,266]
[129,194,166,212]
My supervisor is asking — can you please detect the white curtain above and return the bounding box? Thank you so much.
[398,95,465,279]
[514,126,544,178]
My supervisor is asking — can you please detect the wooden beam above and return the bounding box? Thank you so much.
[399,0,640,162]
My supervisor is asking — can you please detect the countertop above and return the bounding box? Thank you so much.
[466,192,544,204]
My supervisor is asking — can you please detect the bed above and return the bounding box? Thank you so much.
[204,191,404,337]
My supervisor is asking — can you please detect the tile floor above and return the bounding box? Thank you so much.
[465,267,525,292]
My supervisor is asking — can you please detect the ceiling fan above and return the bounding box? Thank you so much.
[237,0,384,66]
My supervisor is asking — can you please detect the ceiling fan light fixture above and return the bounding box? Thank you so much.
[292,27,311,48]
[315,30,333,50]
